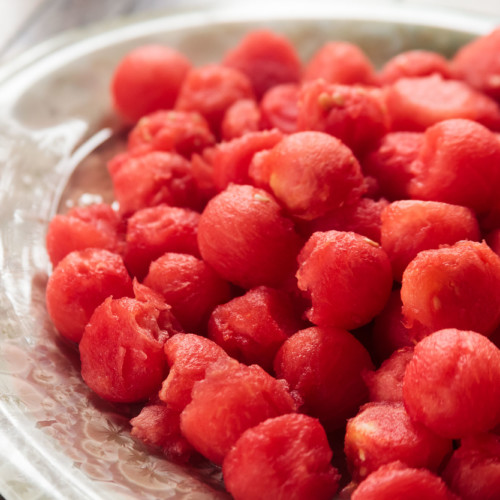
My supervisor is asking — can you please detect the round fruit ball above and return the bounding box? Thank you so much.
[296,80,389,156]
[222,29,302,99]
[179,358,297,465]
[296,230,393,330]
[408,118,500,215]
[111,45,192,122]
[45,203,124,268]
[143,252,231,334]
[197,184,302,289]
[401,241,500,337]
[442,433,500,500]
[344,402,452,481]
[223,414,340,500]
[451,27,500,100]
[175,64,255,136]
[403,328,500,439]
[45,248,133,343]
[380,200,480,281]
[159,333,229,412]
[79,286,174,403]
[274,325,374,432]
[208,286,303,373]
[351,461,456,500]
[265,131,365,220]
[123,204,201,280]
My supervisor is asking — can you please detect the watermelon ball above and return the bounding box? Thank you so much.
[79,284,176,403]
[159,333,229,412]
[303,41,377,86]
[401,241,500,336]
[123,204,201,280]
[106,143,153,179]
[180,357,298,465]
[361,131,423,202]
[296,80,390,156]
[208,286,303,373]
[403,328,500,439]
[45,203,124,268]
[222,29,302,100]
[143,252,232,334]
[344,402,452,481]
[223,414,341,500]
[221,99,261,140]
[384,74,500,132]
[296,230,393,330]
[197,184,302,289]
[274,326,374,432]
[130,403,194,463]
[408,118,500,215]
[175,64,255,137]
[45,248,133,343]
[111,45,192,123]
[264,131,365,220]
[127,110,216,159]
[380,200,480,281]
[362,346,414,404]
[259,83,300,134]
[351,461,457,500]
[378,49,452,85]
[442,433,500,500]
[211,128,283,192]
[451,27,500,100]
[110,150,203,216]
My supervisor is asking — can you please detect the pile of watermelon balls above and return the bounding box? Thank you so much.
[44,27,500,500]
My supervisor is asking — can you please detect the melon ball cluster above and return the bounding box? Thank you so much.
[44,27,500,500]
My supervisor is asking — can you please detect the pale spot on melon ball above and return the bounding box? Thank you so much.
[432,295,442,311]
[488,74,500,88]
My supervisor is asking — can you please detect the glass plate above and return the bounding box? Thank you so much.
[0,2,496,499]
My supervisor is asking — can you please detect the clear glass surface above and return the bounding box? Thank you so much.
[0,2,496,498]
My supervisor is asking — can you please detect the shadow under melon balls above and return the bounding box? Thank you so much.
[403,328,500,439]
[296,230,393,330]
[197,184,302,289]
